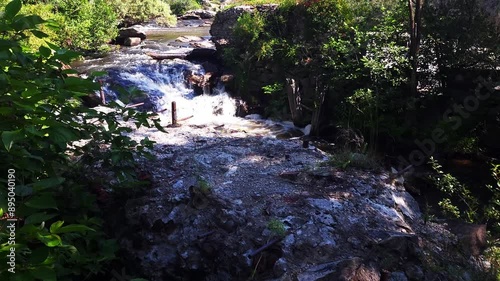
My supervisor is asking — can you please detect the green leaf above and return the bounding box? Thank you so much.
[32,30,49,39]
[33,177,65,191]
[4,0,22,20]
[48,127,78,147]
[0,107,14,115]
[15,184,33,196]
[19,224,40,235]
[36,233,62,247]
[154,120,167,133]
[53,224,95,234]
[1,129,23,151]
[29,247,50,264]
[12,15,45,31]
[25,194,58,210]
[0,208,3,217]
[39,46,51,57]
[25,212,57,225]
[29,266,56,281]
[12,272,35,281]
[49,221,64,234]
[90,71,108,77]
[61,69,78,75]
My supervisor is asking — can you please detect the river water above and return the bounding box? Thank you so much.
[73,25,308,140]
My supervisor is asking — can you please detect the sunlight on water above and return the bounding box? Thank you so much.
[73,28,308,139]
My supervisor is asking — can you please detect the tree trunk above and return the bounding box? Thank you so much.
[408,0,423,99]
[310,77,326,136]
[285,78,302,125]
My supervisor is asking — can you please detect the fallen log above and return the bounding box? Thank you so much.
[146,52,188,60]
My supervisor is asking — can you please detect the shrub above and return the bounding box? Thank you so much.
[327,150,378,170]
[61,0,119,51]
[167,0,201,16]
[0,1,163,279]
[114,0,177,27]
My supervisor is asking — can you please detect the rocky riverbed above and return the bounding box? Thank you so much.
[95,115,490,281]
[76,6,493,280]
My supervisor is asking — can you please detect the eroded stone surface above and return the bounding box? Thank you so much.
[97,120,489,280]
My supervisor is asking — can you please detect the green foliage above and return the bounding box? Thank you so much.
[113,0,176,27]
[0,1,163,279]
[327,150,378,170]
[428,157,480,222]
[18,3,63,51]
[196,177,211,194]
[450,136,481,155]
[1,0,178,52]
[262,83,287,118]
[267,218,286,237]
[422,0,499,71]
[225,0,412,143]
[166,0,201,16]
[60,0,118,52]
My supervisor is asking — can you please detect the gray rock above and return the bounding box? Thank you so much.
[404,264,424,281]
[118,25,146,40]
[124,37,142,46]
[185,9,217,19]
[389,272,408,281]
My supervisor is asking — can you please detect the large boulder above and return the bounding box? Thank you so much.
[210,5,256,49]
[181,9,217,20]
[124,37,142,47]
[118,25,147,40]
[210,5,279,47]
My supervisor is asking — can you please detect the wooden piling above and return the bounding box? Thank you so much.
[99,80,106,105]
[171,101,177,126]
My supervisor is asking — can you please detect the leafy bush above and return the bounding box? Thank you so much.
[267,218,286,237]
[0,1,163,279]
[60,0,118,51]
[114,0,177,27]
[327,151,378,170]
[19,3,64,51]
[166,0,201,16]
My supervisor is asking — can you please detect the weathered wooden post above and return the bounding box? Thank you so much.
[99,80,106,105]
[171,101,177,126]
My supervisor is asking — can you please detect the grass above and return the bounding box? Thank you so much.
[327,150,379,170]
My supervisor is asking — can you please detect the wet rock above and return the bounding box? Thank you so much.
[404,263,424,281]
[273,257,288,277]
[297,260,342,281]
[180,14,201,20]
[446,221,487,256]
[297,258,380,281]
[182,9,217,20]
[186,48,217,61]
[201,61,219,73]
[118,25,146,40]
[389,271,408,281]
[377,233,420,258]
[175,35,204,43]
[338,258,381,281]
[190,41,216,49]
[124,37,141,46]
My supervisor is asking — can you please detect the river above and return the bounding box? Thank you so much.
[72,24,308,139]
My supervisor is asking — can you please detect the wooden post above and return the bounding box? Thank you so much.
[99,80,106,105]
[171,101,177,126]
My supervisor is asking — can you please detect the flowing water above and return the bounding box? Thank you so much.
[73,26,308,140]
